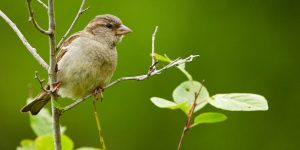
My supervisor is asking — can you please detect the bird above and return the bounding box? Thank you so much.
[21,14,132,115]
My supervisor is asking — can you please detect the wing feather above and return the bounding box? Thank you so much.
[56,32,81,62]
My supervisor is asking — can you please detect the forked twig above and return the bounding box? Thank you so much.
[26,0,50,34]
[34,71,48,93]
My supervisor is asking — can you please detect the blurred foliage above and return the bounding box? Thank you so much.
[17,108,100,150]
[0,0,299,150]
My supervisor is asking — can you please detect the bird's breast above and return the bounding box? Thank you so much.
[57,37,117,99]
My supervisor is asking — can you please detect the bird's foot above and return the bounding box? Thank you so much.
[51,82,61,94]
[93,87,104,102]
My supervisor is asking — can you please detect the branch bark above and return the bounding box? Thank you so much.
[46,0,61,149]
[0,10,49,70]
[56,0,89,50]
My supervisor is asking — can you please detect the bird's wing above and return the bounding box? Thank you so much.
[56,32,81,62]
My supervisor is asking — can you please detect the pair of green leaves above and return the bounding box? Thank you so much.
[17,104,101,150]
[151,81,226,127]
[151,80,268,127]
[151,81,209,114]
[151,53,268,128]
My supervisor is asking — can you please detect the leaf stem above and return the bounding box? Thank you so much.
[93,100,106,150]
[177,80,205,150]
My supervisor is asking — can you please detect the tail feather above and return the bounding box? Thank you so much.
[21,91,51,115]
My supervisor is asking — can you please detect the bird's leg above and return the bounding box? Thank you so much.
[51,82,61,94]
[93,87,104,102]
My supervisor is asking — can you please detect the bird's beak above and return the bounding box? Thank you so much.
[116,24,132,35]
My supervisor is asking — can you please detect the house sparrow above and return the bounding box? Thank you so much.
[21,14,132,115]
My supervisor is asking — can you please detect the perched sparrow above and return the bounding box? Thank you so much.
[21,14,132,115]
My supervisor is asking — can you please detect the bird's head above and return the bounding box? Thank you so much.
[84,14,132,46]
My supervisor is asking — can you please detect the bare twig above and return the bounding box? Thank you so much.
[61,26,199,113]
[106,55,199,89]
[0,10,49,70]
[149,26,158,72]
[56,0,89,50]
[93,100,106,150]
[26,0,49,34]
[34,71,49,93]
[177,80,205,150]
[36,0,48,10]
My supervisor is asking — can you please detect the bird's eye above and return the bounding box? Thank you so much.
[105,23,113,29]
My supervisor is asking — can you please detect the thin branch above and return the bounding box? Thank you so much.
[61,55,198,113]
[26,0,50,34]
[51,106,61,150]
[106,55,199,89]
[34,71,49,93]
[149,26,158,72]
[46,0,61,149]
[36,0,48,10]
[177,80,205,150]
[93,100,106,150]
[56,0,89,50]
[0,10,49,70]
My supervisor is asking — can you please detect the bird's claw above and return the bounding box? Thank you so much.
[93,87,104,102]
[51,82,61,94]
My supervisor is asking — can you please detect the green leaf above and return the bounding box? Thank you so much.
[150,97,188,109]
[61,134,74,150]
[30,109,53,136]
[35,134,73,150]
[154,53,193,80]
[209,93,269,111]
[35,134,53,150]
[191,112,227,127]
[154,53,172,63]
[173,81,209,113]
[17,139,35,150]
[151,97,178,108]
[30,109,66,136]
[76,148,101,150]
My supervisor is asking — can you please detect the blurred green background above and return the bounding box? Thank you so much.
[0,0,299,149]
